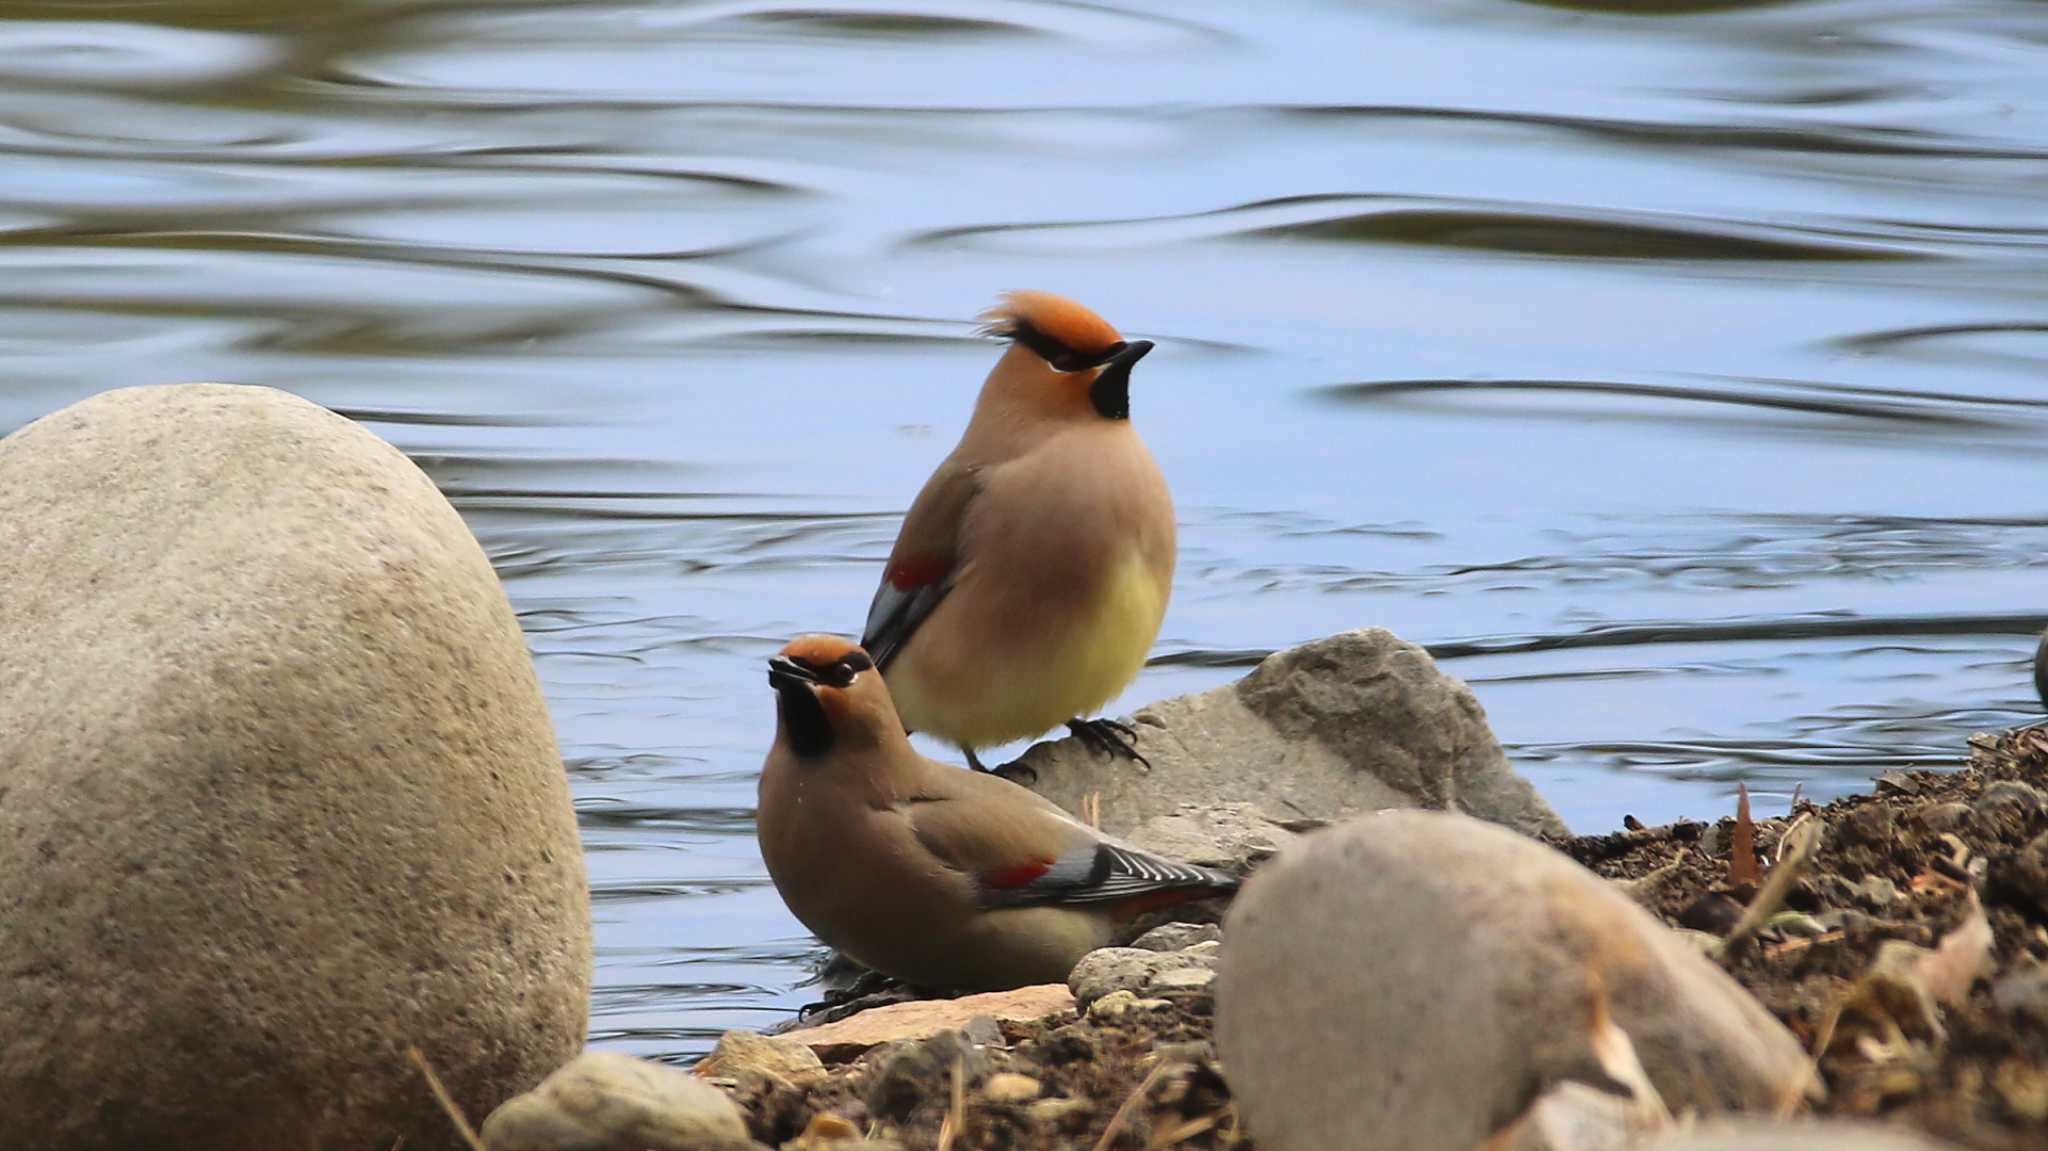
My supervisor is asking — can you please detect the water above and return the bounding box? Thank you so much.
[2,0,2045,1056]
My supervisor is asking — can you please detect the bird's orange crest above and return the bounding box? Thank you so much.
[979,291,1124,363]
[779,634,865,665]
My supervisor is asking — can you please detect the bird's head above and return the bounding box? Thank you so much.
[978,291,1154,421]
[767,634,895,759]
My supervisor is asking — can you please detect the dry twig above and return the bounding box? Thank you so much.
[406,1047,487,1151]
[1093,1060,1175,1151]
[1720,816,1822,964]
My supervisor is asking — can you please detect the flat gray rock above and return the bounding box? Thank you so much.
[0,385,591,1151]
[1015,628,1565,841]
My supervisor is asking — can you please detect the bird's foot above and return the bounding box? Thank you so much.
[1066,717,1151,769]
[796,969,904,1022]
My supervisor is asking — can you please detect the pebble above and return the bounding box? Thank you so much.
[1131,922,1222,951]
[695,1030,825,1085]
[1067,947,1218,1008]
[1991,964,2048,1027]
[981,1073,1042,1103]
[1025,1097,1091,1130]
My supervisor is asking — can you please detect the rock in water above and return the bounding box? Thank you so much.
[0,385,591,1150]
[1015,628,1565,840]
[1216,811,1811,1151]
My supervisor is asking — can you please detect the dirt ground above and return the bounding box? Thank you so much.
[726,726,2048,1151]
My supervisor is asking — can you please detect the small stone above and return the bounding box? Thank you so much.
[1148,967,1218,995]
[956,1015,1004,1051]
[481,1051,758,1151]
[1851,876,1900,907]
[1067,947,1216,1008]
[1181,940,1222,959]
[981,1073,1042,1103]
[1087,990,1141,1020]
[1875,772,1921,796]
[787,1112,862,1147]
[1025,1097,1090,1130]
[1991,964,2048,1026]
[695,1030,825,1085]
[1130,922,1223,952]
[1992,831,2048,919]
[1992,1058,2048,1121]
[1500,1081,1654,1151]
[1766,912,1830,938]
[1916,803,1972,833]
[1976,780,2047,817]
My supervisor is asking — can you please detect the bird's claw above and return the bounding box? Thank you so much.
[1066,717,1150,769]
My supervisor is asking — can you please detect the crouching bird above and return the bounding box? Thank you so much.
[861,290,1174,773]
[758,635,1238,992]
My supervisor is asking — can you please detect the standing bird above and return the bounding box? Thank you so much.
[758,635,1238,992]
[861,291,1176,773]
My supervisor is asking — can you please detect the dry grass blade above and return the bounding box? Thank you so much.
[406,1047,487,1151]
[1092,1060,1174,1151]
[1083,790,1102,830]
[1729,782,1759,887]
[1144,1110,1221,1150]
[1721,816,1821,964]
[935,1054,966,1151]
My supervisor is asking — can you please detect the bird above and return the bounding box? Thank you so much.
[757,634,1238,992]
[860,290,1175,775]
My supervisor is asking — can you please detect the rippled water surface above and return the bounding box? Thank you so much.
[4,0,2046,1055]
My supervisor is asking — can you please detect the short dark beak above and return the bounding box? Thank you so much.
[1106,339,1154,369]
[767,656,818,692]
[1089,339,1153,421]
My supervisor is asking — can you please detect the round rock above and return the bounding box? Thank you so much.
[0,385,591,1150]
[1217,811,1811,1151]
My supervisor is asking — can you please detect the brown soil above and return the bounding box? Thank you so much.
[725,727,2048,1151]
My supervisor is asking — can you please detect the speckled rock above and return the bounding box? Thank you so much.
[695,1031,826,1085]
[1017,628,1565,840]
[0,385,590,1150]
[1218,811,1812,1151]
[1067,946,1218,1008]
[482,1051,761,1151]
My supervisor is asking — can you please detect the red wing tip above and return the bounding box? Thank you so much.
[983,860,1054,889]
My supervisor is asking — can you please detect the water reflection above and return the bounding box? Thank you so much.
[2,0,2045,1056]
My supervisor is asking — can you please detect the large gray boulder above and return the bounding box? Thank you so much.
[1016,628,1565,841]
[1216,811,1812,1151]
[0,385,592,1150]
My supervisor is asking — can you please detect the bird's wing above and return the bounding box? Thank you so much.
[903,780,1238,911]
[861,460,983,673]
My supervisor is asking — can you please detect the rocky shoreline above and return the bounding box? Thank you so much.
[676,727,2048,1151]
[9,387,2043,1150]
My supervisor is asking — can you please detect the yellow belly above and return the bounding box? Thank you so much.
[888,555,1167,750]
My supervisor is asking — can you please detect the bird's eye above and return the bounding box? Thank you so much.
[819,652,868,688]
